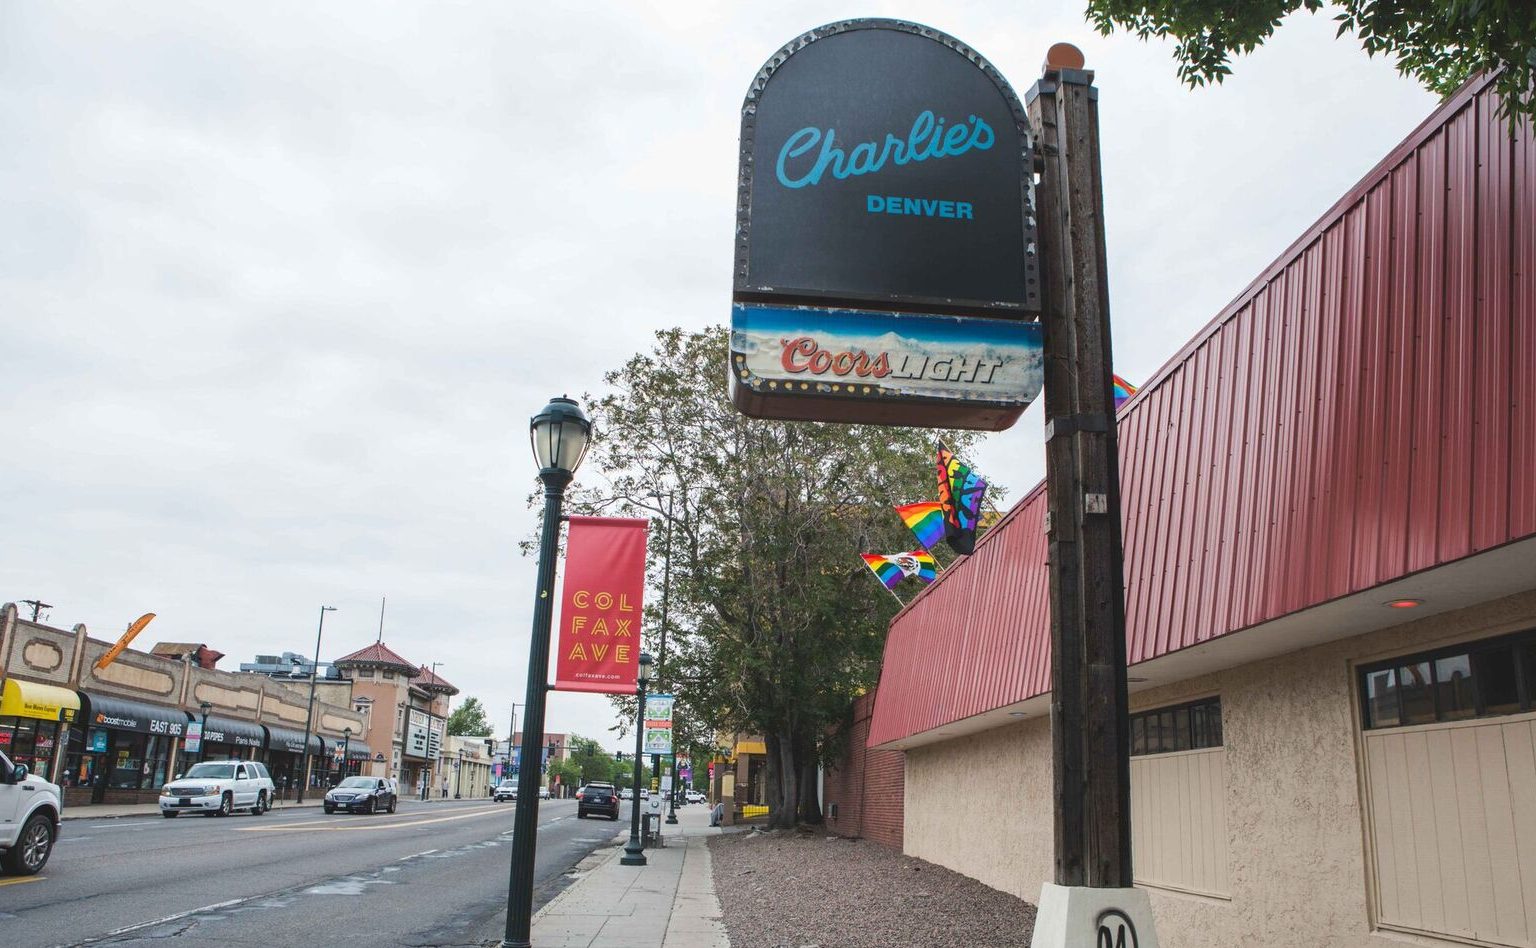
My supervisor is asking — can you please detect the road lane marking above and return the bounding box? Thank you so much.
[0,875,46,887]
[235,805,512,833]
[62,895,260,945]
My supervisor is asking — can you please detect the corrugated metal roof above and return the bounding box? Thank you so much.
[870,73,1536,748]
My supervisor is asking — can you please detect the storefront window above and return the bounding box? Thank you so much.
[1360,628,1536,729]
[1129,697,1223,756]
[0,717,61,777]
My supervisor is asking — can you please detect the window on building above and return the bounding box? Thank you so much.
[1129,697,1222,756]
[355,703,370,716]
[383,670,395,680]
[357,667,374,679]
[1359,628,1535,729]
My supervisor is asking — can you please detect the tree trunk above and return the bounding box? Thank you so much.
[770,732,799,829]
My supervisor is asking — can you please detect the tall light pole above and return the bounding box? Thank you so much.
[621,652,655,867]
[341,727,352,780]
[426,660,444,798]
[456,747,465,799]
[297,605,336,804]
[502,395,592,948]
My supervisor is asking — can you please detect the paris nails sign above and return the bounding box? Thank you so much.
[731,19,1042,431]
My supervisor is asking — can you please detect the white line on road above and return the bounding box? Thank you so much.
[58,895,262,946]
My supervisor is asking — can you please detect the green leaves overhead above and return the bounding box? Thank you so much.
[1085,0,1536,122]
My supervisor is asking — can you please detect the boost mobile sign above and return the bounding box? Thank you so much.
[731,19,1042,430]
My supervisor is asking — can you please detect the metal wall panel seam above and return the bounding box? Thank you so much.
[1471,87,1514,552]
[1310,227,1346,606]
[1440,105,1480,562]
[1408,132,1448,573]
[1151,367,1190,657]
[1379,160,1419,584]
[1118,407,1147,664]
[1352,185,1394,591]
[1214,314,1252,639]
[1165,349,1202,652]
[1256,268,1290,622]
[1229,301,1266,635]
[1182,342,1219,650]
[1124,385,1163,665]
[1189,328,1229,647]
[1512,116,1536,538]
[1330,205,1369,600]
[1290,244,1326,612]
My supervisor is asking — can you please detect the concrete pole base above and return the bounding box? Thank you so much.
[1028,884,1159,948]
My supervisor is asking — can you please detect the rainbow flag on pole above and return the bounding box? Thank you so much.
[860,550,939,590]
[1113,374,1139,409]
[894,502,946,550]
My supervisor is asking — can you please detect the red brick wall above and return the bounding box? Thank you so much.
[823,691,903,850]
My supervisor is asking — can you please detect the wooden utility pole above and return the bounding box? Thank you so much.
[1027,45,1133,890]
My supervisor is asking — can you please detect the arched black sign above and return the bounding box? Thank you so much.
[735,19,1038,313]
[729,20,1044,431]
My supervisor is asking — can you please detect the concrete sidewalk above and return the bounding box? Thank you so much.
[530,802,733,947]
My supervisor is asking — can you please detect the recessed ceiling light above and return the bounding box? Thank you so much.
[1008,711,1027,718]
[1126,677,1148,683]
[1385,598,1423,609]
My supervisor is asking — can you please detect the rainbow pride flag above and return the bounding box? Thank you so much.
[860,550,939,590]
[894,501,946,550]
[1113,374,1139,409]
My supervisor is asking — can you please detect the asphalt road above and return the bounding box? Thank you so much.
[0,797,625,947]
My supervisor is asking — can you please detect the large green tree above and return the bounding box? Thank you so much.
[446,696,492,736]
[567,327,988,828]
[1086,1,1536,121]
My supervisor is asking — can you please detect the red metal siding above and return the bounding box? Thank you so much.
[870,75,1536,748]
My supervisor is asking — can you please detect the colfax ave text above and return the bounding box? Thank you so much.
[563,590,636,664]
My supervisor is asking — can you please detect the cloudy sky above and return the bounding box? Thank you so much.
[0,3,1437,752]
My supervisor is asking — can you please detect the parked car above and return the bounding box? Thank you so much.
[493,779,517,802]
[159,760,274,817]
[575,782,620,820]
[0,749,61,875]
[685,790,706,804]
[538,787,550,799]
[324,776,397,814]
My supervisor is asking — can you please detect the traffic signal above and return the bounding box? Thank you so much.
[615,751,626,761]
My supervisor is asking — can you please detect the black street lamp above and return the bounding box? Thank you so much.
[502,396,592,948]
[456,748,465,799]
[621,652,655,867]
[197,700,212,763]
[341,727,352,780]
[297,605,336,804]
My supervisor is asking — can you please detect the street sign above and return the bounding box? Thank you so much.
[731,19,1041,430]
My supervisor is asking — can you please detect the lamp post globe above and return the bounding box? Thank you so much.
[502,396,593,948]
[529,396,592,482]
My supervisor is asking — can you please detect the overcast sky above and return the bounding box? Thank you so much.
[0,3,1437,753]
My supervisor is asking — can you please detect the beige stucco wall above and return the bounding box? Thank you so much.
[903,588,1536,948]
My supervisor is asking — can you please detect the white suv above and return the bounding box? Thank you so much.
[0,748,62,875]
[160,760,275,817]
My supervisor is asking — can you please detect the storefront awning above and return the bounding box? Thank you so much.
[201,715,265,749]
[81,692,189,736]
[0,679,81,723]
[734,740,767,757]
[262,724,323,756]
[345,745,371,761]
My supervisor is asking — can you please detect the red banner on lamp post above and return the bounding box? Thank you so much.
[552,516,648,694]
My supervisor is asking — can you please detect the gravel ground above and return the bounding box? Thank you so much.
[710,829,1037,948]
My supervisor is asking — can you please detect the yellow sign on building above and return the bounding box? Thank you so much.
[0,679,80,722]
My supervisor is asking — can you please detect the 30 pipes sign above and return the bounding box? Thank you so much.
[730,19,1042,431]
